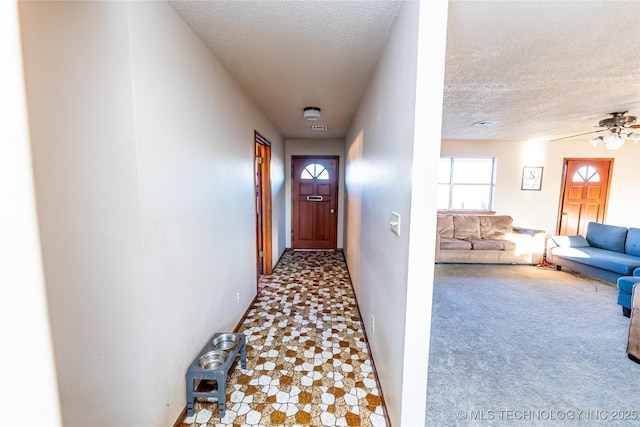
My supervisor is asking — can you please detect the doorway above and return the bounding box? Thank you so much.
[255,131,272,278]
[556,158,613,236]
[291,156,339,250]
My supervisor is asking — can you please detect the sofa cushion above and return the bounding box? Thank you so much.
[502,240,516,251]
[440,238,472,250]
[550,246,640,276]
[436,215,455,239]
[626,228,640,257]
[470,239,504,250]
[551,235,590,248]
[453,215,481,240]
[586,222,627,253]
[480,215,513,239]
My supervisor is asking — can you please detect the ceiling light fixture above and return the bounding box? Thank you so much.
[303,107,321,121]
[589,111,639,150]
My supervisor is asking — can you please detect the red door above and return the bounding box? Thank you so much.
[292,156,338,249]
[557,158,613,236]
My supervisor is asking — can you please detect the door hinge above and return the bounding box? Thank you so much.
[256,156,263,164]
[259,251,265,257]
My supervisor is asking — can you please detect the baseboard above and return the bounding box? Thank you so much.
[339,250,393,427]
[172,406,187,427]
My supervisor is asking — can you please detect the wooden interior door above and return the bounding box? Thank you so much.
[255,132,272,277]
[292,156,338,249]
[557,158,613,236]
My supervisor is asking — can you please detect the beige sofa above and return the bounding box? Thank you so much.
[435,214,545,264]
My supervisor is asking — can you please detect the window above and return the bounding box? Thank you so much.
[437,157,496,210]
[572,166,600,183]
[301,163,329,180]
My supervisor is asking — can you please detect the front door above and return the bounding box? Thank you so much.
[292,156,338,249]
[557,158,613,236]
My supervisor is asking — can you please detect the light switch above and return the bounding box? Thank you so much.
[390,211,401,236]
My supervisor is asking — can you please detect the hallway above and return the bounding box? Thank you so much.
[183,250,388,426]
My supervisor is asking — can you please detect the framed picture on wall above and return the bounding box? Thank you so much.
[522,166,543,190]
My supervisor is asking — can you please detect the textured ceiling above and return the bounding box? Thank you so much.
[444,1,640,141]
[170,0,640,142]
[170,0,403,139]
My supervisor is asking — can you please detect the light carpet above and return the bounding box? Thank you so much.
[426,264,640,426]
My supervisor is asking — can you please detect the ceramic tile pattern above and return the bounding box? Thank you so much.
[183,250,387,427]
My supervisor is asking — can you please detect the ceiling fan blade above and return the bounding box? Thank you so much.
[550,129,605,142]
[629,124,640,129]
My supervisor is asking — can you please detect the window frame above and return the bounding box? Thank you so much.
[437,157,497,212]
[300,163,330,180]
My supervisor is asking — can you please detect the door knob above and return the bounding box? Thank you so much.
[330,209,335,214]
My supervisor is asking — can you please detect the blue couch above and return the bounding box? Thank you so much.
[618,274,640,317]
[546,222,640,315]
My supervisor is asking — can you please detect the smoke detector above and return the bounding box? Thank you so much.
[303,107,321,121]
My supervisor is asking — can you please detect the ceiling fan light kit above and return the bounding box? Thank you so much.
[603,133,625,150]
[578,111,639,150]
[303,107,321,121]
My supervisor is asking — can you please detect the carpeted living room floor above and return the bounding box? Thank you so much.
[426,263,640,426]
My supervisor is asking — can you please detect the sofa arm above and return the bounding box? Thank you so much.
[546,234,592,265]
[547,234,591,248]
[508,227,546,264]
[546,236,558,261]
[513,226,546,238]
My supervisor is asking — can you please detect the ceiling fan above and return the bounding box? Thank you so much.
[551,111,640,148]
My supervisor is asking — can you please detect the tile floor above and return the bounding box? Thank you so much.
[182,250,388,427]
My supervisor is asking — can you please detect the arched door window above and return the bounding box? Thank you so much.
[572,166,601,182]
[301,163,329,180]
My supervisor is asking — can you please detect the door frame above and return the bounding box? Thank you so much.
[255,131,272,276]
[555,157,614,235]
[291,155,339,250]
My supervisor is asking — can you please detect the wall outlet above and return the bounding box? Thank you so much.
[370,314,375,333]
[237,290,241,303]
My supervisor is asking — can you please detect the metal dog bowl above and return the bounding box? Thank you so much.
[211,333,240,351]
[198,350,227,370]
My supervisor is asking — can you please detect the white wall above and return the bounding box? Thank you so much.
[0,1,61,424]
[441,138,640,232]
[270,141,287,263]
[284,138,346,248]
[18,1,284,425]
[344,1,448,425]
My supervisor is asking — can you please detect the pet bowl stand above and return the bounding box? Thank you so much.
[185,332,247,418]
